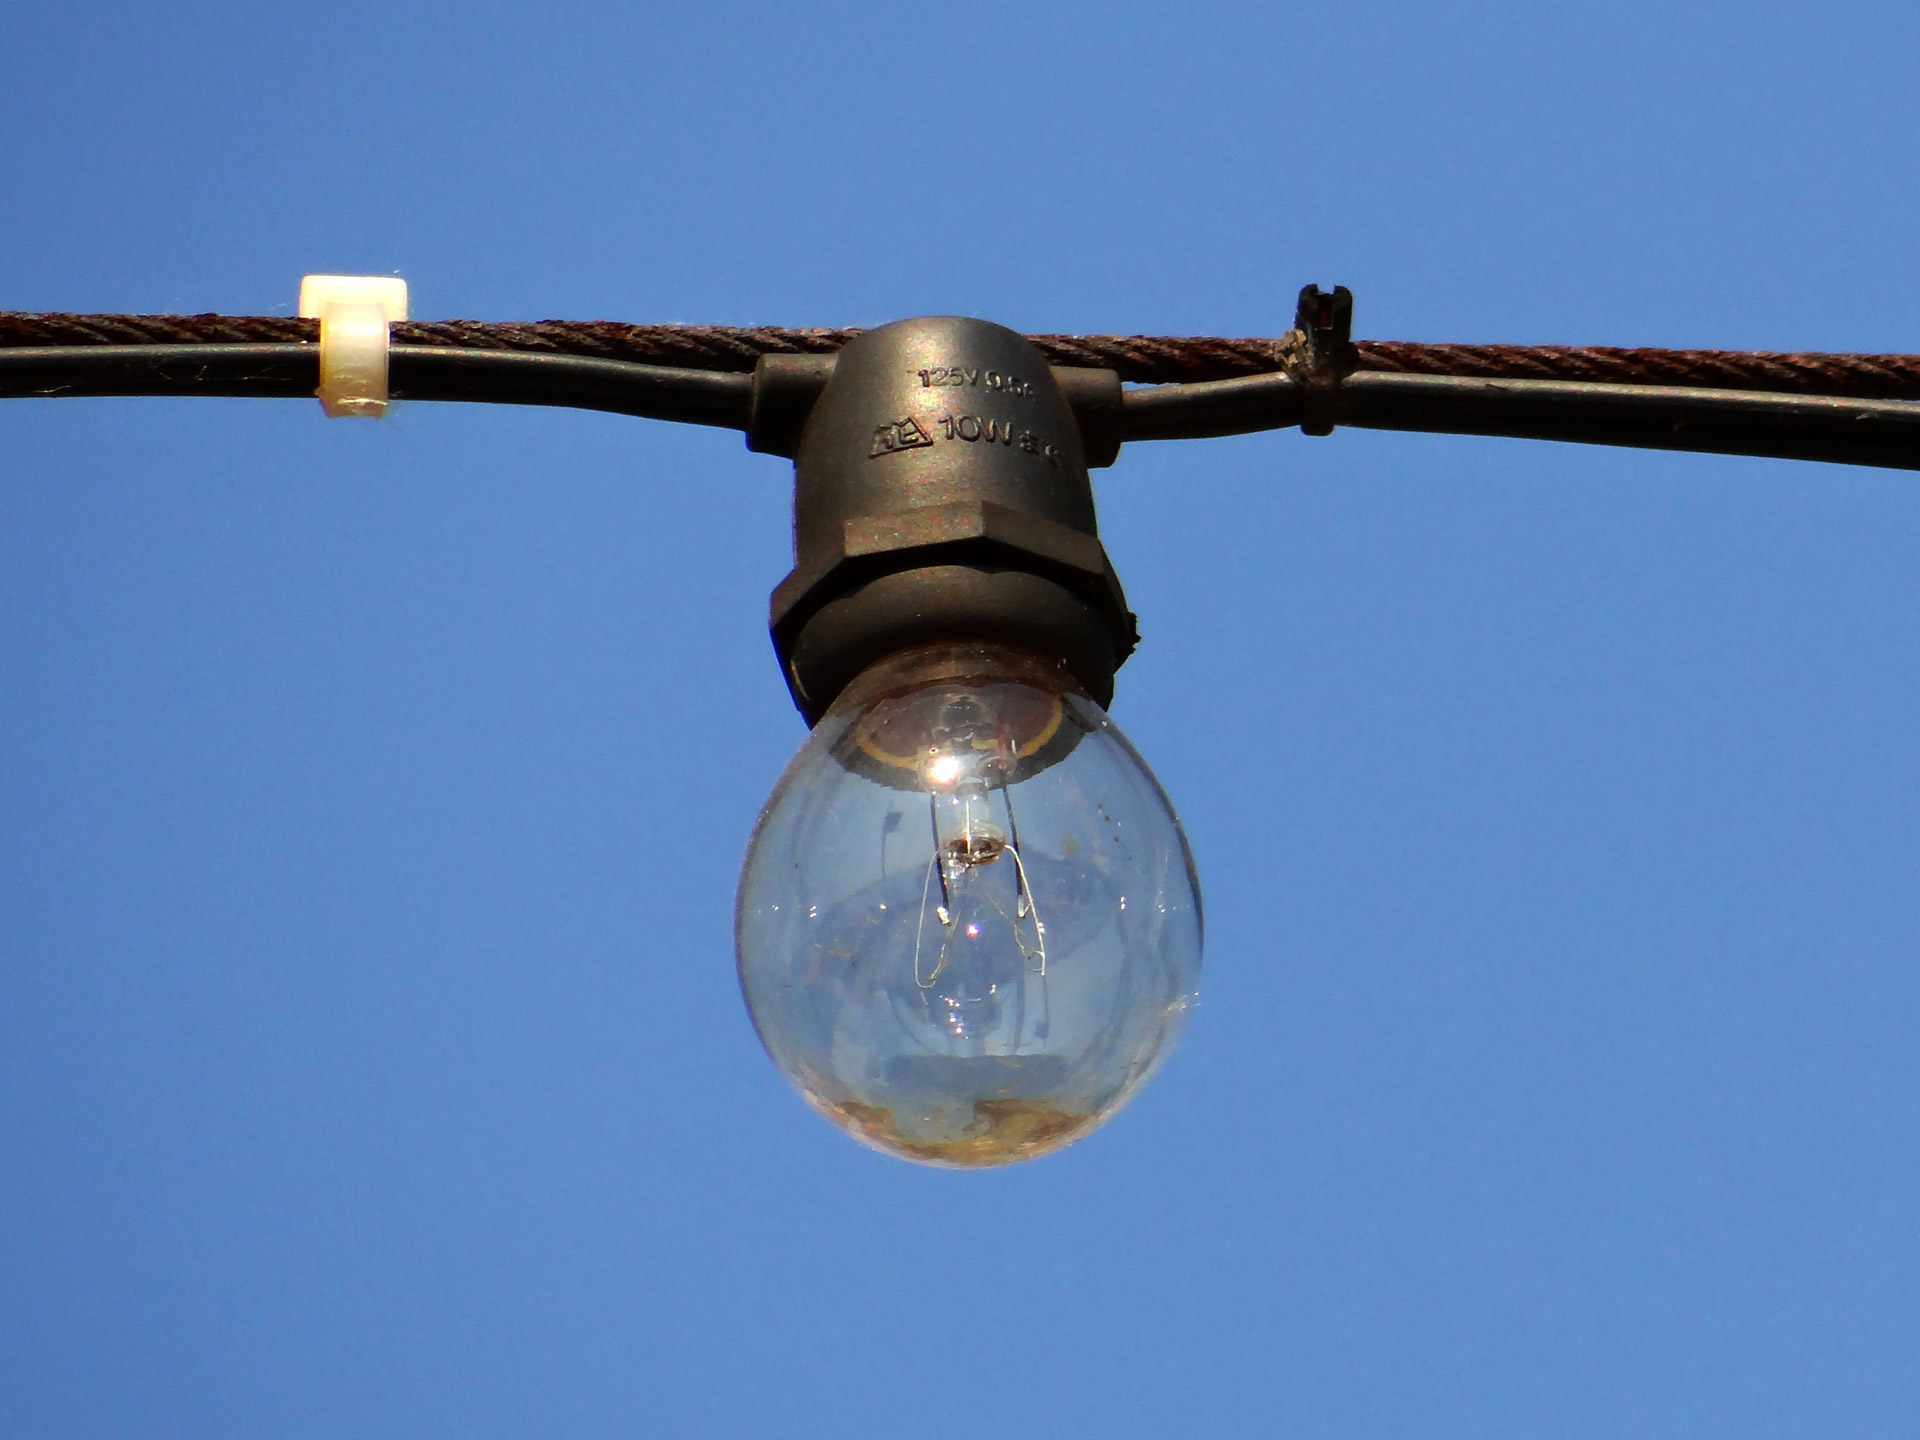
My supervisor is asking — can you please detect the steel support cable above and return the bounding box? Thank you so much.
[3,310,1920,470]
[10,311,1920,395]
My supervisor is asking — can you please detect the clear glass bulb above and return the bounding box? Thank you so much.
[736,643,1203,1167]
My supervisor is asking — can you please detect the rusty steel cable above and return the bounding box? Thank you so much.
[9,310,1920,397]
[4,306,1920,471]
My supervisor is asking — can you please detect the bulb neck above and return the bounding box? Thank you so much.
[823,642,1095,793]
[761,316,1137,725]
[825,641,1090,717]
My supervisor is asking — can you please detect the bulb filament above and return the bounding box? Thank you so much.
[913,772,1047,991]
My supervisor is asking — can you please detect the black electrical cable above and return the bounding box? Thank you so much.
[8,334,1920,471]
[1119,371,1920,471]
[1120,372,1302,440]
[0,345,754,429]
[0,345,316,401]
[1341,374,1920,470]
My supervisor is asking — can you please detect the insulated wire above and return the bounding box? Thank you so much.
[0,344,754,429]
[1117,371,1920,470]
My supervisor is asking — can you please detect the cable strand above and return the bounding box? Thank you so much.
[7,312,1920,398]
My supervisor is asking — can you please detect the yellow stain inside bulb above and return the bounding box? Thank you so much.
[824,1096,1093,1167]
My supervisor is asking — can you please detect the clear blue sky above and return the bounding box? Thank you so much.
[4,4,1919,1436]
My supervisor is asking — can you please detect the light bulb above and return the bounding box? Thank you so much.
[736,642,1203,1167]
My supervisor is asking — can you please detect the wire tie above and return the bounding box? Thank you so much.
[297,274,409,418]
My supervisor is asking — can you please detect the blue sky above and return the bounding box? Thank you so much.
[3,4,1919,1436]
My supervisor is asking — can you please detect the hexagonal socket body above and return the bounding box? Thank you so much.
[763,317,1134,722]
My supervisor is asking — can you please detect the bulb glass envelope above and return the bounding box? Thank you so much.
[736,644,1203,1167]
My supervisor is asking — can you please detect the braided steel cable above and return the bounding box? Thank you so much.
[1351,341,1920,400]
[6,307,1920,471]
[8,311,1920,397]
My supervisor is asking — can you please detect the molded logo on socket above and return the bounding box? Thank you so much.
[869,416,935,458]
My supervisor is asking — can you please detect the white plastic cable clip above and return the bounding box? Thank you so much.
[297,274,409,418]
